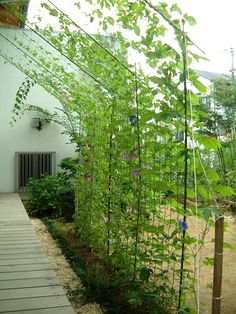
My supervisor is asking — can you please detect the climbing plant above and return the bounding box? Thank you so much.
[200,77,236,190]
[3,0,235,312]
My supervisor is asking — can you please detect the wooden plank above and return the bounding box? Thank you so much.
[0,223,32,226]
[1,218,31,221]
[0,247,43,254]
[6,307,75,314]
[0,257,50,266]
[0,295,71,312]
[0,227,30,229]
[0,263,52,272]
[0,277,59,289]
[0,226,33,230]
[0,226,34,230]
[0,230,35,234]
[0,286,65,300]
[0,243,42,249]
[0,253,45,260]
[0,223,33,226]
[0,233,38,238]
[0,193,74,313]
[0,218,30,220]
[0,240,41,244]
[0,269,55,280]
[0,222,32,224]
[0,240,39,244]
[0,244,42,250]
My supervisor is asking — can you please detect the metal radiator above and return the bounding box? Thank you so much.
[15,152,56,192]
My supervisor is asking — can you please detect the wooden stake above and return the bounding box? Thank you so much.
[212,215,224,314]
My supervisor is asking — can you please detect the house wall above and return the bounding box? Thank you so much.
[0,55,77,193]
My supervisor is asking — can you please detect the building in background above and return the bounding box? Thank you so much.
[0,2,77,195]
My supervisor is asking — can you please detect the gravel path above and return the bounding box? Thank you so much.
[31,218,103,314]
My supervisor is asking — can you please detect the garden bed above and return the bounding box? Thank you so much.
[32,215,236,314]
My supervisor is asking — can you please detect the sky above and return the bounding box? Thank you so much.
[27,0,236,75]
[177,0,236,75]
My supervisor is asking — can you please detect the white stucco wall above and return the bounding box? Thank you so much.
[0,55,77,192]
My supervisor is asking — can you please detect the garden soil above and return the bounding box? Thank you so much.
[187,214,236,314]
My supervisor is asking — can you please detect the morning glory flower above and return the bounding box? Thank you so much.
[84,174,93,181]
[87,143,93,150]
[122,152,137,161]
[163,235,169,242]
[126,207,133,213]
[128,115,138,125]
[131,170,140,177]
[178,220,188,231]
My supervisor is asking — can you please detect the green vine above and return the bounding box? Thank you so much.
[3,1,235,312]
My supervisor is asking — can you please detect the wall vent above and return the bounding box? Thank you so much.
[15,152,56,192]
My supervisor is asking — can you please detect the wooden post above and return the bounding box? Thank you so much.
[212,215,224,314]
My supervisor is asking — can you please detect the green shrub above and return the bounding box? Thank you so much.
[27,173,75,220]
[59,156,79,178]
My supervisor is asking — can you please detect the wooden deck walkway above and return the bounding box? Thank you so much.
[0,193,75,313]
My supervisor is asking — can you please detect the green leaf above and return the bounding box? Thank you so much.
[42,3,58,17]
[155,181,170,192]
[41,3,51,10]
[191,93,200,106]
[103,22,108,30]
[207,170,220,181]
[192,79,207,93]
[49,8,58,17]
[134,24,140,36]
[170,4,182,14]
[214,185,235,196]
[199,206,221,221]
[96,9,102,18]
[187,188,195,198]
[146,51,157,59]
[195,134,221,151]
[141,111,155,123]
[107,16,115,25]
[203,257,214,266]
[184,14,197,26]
[224,242,234,250]
[149,76,161,84]
[198,185,210,199]
[143,224,164,234]
[178,309,190,314]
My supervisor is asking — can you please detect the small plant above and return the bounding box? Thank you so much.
[27,173,75,220]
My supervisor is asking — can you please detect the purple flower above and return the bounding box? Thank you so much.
[178,220,188,231]
[131,170,140,177]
